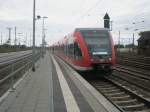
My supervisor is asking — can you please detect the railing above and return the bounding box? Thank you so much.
[0,53,41,95]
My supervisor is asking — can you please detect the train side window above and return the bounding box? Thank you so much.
[68,44,74,58]
[74,42,82,59]
[70,44,74,58]
[65,45,67,55]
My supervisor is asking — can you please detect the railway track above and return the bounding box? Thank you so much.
[116,53,150,71]
[117,56,150,64]
[84,64,150,112]
[0,52,41,97]
[116,54,150,63]
[0,50,31,58]
[0,56,32,80]
[113,65,150,93]
[88,76,150,112]
[55,55,150,112]
[117,58,150,71]
[115,65,150,76]
[0,51,32,69]
[114,65,150,81]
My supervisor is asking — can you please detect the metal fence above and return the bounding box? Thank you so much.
[0,53,41,94]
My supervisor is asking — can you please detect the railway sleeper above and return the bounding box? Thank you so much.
[134,109,150,112]
[93,83,111,86]
[101,89,121,93]
[91,82,110,86]
[95,84,114,88]
[98,86,117,90]
[110,95,131,101]
[105,91,125,97]
[112,74,150,93]
[121,103,146,111]
[115,99,139,106]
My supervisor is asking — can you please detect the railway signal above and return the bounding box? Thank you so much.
[103,13,110,29]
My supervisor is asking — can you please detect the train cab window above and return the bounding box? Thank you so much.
[74,42,82,59]
[68,44,74,58]
[81,30,112,55]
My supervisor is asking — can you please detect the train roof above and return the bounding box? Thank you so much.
[75,28,109,32]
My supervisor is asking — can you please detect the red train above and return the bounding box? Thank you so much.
[51,28,116,73]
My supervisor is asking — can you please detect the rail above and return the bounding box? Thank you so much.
[88,76,150,112]
[0,53,32,68]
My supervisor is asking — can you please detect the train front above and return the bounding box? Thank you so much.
[80,28,115,72]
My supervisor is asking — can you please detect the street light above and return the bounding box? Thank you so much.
[6,27,12,45]
[42,17,48,57]
[17,33,23,51]
[32,0,36,71]
[18,33,23,45]
[32,0,46,71]
[36,15,48,57]
[1,32,3,45]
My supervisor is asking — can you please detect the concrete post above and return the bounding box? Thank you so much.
[32,0,36,71]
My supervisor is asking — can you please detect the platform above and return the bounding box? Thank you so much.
[0,52,120,112]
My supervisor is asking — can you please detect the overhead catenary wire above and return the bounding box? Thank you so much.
[73,0,105,26]
[80,0,105,18]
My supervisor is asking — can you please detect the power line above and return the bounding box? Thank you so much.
[81,0,105,18]
[74,0,105,26]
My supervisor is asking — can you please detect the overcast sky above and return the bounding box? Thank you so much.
[0,0,150,46]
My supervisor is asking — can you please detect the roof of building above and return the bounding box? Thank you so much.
[103,13,110,19]
[138,31,150,41]
[75,28,109,32]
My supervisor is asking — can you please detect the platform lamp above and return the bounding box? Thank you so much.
[32,0,35,71]
[36,15,48,58]
[32,0,37,72]
[42,17,48,57]
[6,27,12,45]
[32,0,44,71]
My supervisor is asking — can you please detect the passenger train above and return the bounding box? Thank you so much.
[50,28,116,73]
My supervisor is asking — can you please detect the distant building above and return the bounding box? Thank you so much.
[138,31,150,56]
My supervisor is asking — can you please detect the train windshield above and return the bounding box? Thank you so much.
[80,30,111,55]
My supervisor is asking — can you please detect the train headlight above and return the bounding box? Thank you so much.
[91,59,94,61]
[100,59,104,62]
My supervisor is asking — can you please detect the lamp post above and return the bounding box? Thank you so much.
[132,21,144,48]
[36,16,48,58]
[14,27,17,46]
[7,27,12,45]
[42,17,48,57]
[18,33,23,51]
[32,0,44,71]
[32,0,36,71]
[1,32,2,45]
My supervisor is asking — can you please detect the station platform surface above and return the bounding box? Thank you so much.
[0,52,120,112]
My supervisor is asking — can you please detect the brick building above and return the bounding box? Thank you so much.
[138,31,150,56]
